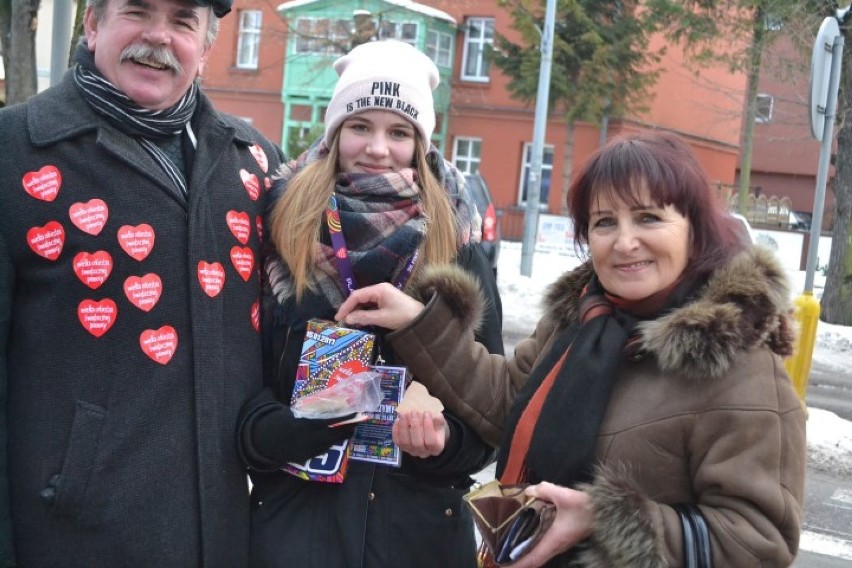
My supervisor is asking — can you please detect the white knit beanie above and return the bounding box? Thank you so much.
[324,39,439,146]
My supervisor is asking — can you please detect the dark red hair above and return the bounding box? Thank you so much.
[568,130,744,278]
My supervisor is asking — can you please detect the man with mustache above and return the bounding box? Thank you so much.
[0,0,282,565]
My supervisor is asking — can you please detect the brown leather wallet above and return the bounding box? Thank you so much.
[463,480,556,565]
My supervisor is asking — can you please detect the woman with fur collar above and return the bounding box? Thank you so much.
[336,131,806,567]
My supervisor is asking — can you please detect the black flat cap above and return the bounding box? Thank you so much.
[195,0,231,18]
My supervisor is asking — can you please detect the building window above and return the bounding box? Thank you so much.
[426,30,453,67]
[236,10,262,69]
[764,14,783,31]
[755,94,774,123]
[461,17,494,82]
[518,143,554,207]
[378,21,418,45]
[294,18,351,56]
[453,137,481,174]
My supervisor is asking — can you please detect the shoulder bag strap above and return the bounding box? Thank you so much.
[674,504,713,568]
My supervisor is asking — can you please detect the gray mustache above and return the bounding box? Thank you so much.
[120,44,183,75]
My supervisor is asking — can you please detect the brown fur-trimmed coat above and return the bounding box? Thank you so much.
[389,246,806,567]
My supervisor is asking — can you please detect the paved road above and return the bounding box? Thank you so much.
[796,551,852,567]
[807,360,852,422]
[796,470,852,565]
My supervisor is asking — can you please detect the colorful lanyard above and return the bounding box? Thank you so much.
[325,194,419,298]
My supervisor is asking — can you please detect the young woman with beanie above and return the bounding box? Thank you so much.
[236,39,502,567]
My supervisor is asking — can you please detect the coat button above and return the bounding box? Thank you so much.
[40,474,60,503]
[444,508,453,517]
[368,492,375,501]
[39,486,56,503]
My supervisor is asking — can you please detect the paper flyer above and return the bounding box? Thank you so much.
[350,366,407,467]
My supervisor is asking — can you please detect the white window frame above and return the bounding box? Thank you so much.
[764,14,783,31]
[378,21,418,46]
[236,10,262,70]
[461,17,494,82]
[426,30,453,67]
[755,94,774,123]
[294,18,351,56]
[452,137,482,174]
[518,143,555,208]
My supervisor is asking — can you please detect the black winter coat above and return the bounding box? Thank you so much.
[0,73,282,567]
[239,244,502,568]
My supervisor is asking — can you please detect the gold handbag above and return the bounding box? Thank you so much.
[463,480,556,566]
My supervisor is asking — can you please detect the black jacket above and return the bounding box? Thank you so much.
[0,72,283,567]
[239,243,502,568]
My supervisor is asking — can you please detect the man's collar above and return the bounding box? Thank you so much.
[28,72,100,146]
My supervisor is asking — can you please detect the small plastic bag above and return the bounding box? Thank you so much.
[291,370,384,419]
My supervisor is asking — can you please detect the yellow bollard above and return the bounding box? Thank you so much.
[784,291,821,401]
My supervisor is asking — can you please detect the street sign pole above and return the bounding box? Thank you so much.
[50,0,74,86]
[806,16,844,292]
[519,0,557,276]
[786,14,845,400]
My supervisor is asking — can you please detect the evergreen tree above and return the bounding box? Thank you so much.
[490,0,665,209]
[818,1,852,324]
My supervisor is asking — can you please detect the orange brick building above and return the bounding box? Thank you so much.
[201,0,750,238]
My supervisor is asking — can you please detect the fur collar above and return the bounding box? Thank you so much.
[542,246,795,380]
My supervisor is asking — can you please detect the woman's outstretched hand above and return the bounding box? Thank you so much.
[507,482,593,568]
[393,410,448,458]
[335,283,425,330]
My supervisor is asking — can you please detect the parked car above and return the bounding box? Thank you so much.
[730,212,756,244]
[788,210,812,232]
[464,173,501,274]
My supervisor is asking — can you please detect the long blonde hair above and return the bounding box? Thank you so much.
[269,133,458,301]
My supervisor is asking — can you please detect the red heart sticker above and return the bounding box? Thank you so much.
[249,144,269,173]
[251,300,260,333]
[78,298,117,338]
[256,216,263,243]
[198,261,226,297]
[73,251,113,289]
[124,273,163,312]
[22,165,62,202]
[27,221,65,261]
[69,199,109,236]
[226,210,251,244]
[140,325,178,365]
[118,224,155,261]
[230,246,255,282]
[240,169,260,201]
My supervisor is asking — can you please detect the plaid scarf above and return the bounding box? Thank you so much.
[72,42,198,198]
[267,140,475,319]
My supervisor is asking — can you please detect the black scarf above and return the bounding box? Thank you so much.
[496,274,699,486]
[72,42,197,197]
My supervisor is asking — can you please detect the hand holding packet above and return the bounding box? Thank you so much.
[463,480,556,565]
[284,319,376,483]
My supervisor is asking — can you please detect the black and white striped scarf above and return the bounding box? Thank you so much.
[72,42,197,197]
